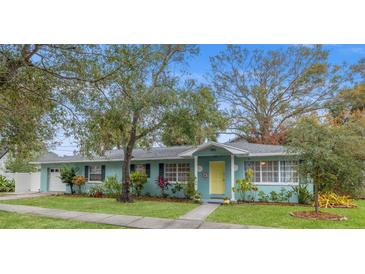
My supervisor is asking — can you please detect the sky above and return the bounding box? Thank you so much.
[52,44,365,156]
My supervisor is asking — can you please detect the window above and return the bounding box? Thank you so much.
[164,163,191,183]
[245,160,298,184]
[135,164,146,174]
[89,165,102,181]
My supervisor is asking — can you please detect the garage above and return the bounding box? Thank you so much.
[48,168,65,192]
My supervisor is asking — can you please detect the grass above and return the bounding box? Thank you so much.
[207,200,365,228]
[0,211,119,229]
[0,195,199,219]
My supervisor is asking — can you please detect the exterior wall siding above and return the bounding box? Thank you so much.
[40,153,313,203]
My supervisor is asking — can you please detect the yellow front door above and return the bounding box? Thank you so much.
[209,161,225,194]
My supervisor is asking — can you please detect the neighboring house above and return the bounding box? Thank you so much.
[32,141,308,202]
[0,149,9,175]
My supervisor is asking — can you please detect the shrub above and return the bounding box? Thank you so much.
[60,166,78,194]
[318,192,355,208]
[171,182,184,196]
[291,184,313,205]
[155,176,170,198]
[269,191,279,202]
[72,175,86,193]
[192,192,202,204]
[0,175,15,192]
[88,184,105,198]
[233,168,258,202]
[130,172,148,197]
[103,176,122,198]
[184,175,197,199]
[258,191,269,202]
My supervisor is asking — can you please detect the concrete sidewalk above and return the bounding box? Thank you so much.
[179,203,220,221]
[0,203,268,229]
[0,192,52,201]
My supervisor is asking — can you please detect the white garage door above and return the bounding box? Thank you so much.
[48,168,65,192]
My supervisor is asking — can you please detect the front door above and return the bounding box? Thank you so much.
[209,161,225,194]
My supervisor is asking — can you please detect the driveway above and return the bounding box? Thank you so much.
[0,192,53,201]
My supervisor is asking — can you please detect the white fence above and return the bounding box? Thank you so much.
[5,172,41,193]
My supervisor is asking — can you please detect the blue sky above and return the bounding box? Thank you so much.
[53,44,365,155]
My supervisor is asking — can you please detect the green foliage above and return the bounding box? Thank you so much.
[291,184,313,205]
[184,175,197,199]
[269,191,279,202]
[0,175,15,192]
[192,192,202,204]
[171,182,184,196]
[258,191,269,202]
[5,153,38,173]
[130,172,148,197]
[87,184,105,198]
[232,168,258,202]
[287,115,365,211]
[103,176,122,198]
[161,87,228,146]
[59,166,78,194]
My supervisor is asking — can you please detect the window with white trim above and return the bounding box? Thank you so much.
[164,163,191,183]
[89,165,102,181]
[245,160,299,184]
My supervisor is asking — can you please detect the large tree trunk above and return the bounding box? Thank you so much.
[118,146,133,203]
[313,181,319,213]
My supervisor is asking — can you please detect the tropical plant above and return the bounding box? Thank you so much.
[269,191,279,202]
[88,184,105,198]
[72,175,86,194]
[318,192,355,208]
[155,176,170,198]
[130,172,148,197]
[291,184,313,205]
[277,187,293,203]
[0,175,15,192]
[59,166,78,194]
[103,176,122,198]
[233,168,257,202]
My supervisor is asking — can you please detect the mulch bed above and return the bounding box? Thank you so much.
[289,211,347,221]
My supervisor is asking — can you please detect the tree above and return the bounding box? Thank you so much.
[210,45,342,144]
[160,86,228,146]
[286,116,365,213]
[0,45,109,160]
[59,166,78,194]
[69,45,198,202]
[330,58,365,124]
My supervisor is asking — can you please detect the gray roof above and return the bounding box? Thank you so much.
[34,142,286,164]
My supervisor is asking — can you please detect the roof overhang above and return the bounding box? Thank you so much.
[178,141,249,157]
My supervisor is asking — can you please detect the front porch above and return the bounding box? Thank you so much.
[179,142,249,202]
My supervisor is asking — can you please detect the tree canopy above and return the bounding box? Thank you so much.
[286,115,365,212]
[210,45,342,144]
[160,86,228,146]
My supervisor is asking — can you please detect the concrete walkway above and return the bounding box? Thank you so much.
[179,203,220,221]
[0,203,268,229]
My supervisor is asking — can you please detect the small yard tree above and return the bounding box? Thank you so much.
[60,166,78,194]
[286,115,365,213]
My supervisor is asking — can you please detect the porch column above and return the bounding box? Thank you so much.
[194,156,198,191]
[231,154,235,201]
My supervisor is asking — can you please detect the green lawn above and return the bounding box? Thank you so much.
[0,211,119,229]
[207,200,365,228]
[0,196,198,219]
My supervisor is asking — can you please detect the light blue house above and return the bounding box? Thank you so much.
[33,141,307,202]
